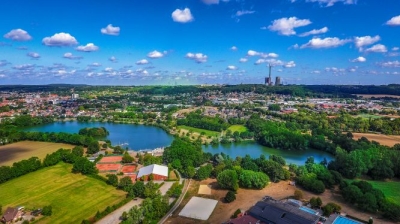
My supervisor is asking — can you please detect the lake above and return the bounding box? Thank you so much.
[23,121,334,165]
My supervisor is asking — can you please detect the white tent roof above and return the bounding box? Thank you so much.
[137,164,168,178]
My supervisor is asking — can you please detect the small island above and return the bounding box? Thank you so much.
[78,127,109,138]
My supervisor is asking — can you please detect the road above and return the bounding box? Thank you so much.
[158,178,191,224]
[96,199,143,224]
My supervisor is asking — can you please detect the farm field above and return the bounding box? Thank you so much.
[355,114,382,119]
[178,125,220,137]
[0,141,76,166]
[0,162,126,224]
[227,125,248,133]
[355,94,400,99]
[352,133,400,147]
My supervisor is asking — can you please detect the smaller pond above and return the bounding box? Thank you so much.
[202,141,334,166]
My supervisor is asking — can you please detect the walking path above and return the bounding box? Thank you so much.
[96,199,143,224]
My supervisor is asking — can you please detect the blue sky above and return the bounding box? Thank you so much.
[0,0,399,85]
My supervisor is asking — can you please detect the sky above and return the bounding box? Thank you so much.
[0,0,399,85]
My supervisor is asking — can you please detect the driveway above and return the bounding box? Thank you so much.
[96,199,143,224]
[159,181,174,195]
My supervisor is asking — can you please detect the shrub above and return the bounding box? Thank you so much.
[322,203,341,216]
[225,191,236,203]
[294,189,304,200]
[231,209,242,218]
[42,205,52,216]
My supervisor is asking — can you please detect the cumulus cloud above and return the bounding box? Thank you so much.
[300,37,350,49]
[231,46,238,51]
[351,56,366,62]
[262,53,279,58]
[76,43,99,52]
[4,29,32,41]
[365,44,387,53]
[186,52,208,63]
[63,52,82,59]
[27,52,40,59]
[380,60,400,68]
[298,27,328,37]
[392,47,399,51]
[42,33,78,46]
[90,62,102,67]
[227,65,237,70]
[109,56,117,62]
[283,61,296,68]
[236,10,255,17]
[171,8,193,23]
[354,35,380,50]
[136,59,149,65]
[147,50,164,59]
[239,58,248,63]
[386,15,400,26]
[306,0,357,7]
[254,58,283,66]
[247,50,260,56]
[101,24,120,35]
[268,17,311,36]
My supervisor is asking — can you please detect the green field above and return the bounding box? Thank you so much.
[0,162,126,224]
[367,180,400,204]
[356,114,382,119]
[178,125,220,137]
[228,125,248,133]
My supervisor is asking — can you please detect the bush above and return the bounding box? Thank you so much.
[42,205,52,216]
[294,189,304,200]
[231,209,241,218]
[309,197,322,208]
[322,203,341,216]
[225,191,236,203]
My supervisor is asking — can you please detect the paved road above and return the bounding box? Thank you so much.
[96,199,143,224]
[158,178,191,224]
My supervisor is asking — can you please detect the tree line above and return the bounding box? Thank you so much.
[177,111,229,132]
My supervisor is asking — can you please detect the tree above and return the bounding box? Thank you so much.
[122,152,134,163]
[42,205,52,216]
[72,157,98,175]
[186,166,196,179]
[225,191,236,203]
[119,176,133,191]
[87,141,100,154]
[238,170,269,189]
[217,170,239,191]
[72,146,84,157]
[106,174,118,187]
[294,189,304,200]
[322,203,341,216]
[196,164,213,180]
[309,197,322,208]
[232,209,242,218]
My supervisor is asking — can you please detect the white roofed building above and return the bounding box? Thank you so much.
[137,164,168,181]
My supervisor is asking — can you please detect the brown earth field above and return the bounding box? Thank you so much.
[352,133,400,147]
[166,179,395,224]
[355,94,400,99]
[0,141,76,166]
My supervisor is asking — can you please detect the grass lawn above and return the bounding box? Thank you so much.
[178,125,220,137]
[367,180,400,204]
[356,114,382,119]
[0,162,126,224]
[0,141,76,166]
[227,125,248,133]
[169,170,178,180]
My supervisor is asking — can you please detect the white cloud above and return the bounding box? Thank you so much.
[380,60,400,68]
[27,52,40,59]
[42,33,78,46]
[4,29,32,41]
[109,56,117,62]
[392,47,399,51]
[306,0,357,7]
[300,37,350,49]
[236,10,255,17]
[136,59,149,65]
[239,58,248,63]
[90,62,102,67]
[247,50,260,56]
[351,56,366,62]
[268,17,311,36]
[104,67,113,72]
[227,65,238,70]
[365,44,387,53]
[298,27,328,37]
[354,35,380,50]
[186,52,208,63]
[63,52,82,59]
[231,46,238,51]
[101,24,120,36]
[147,50,164,58]
[172,8,193,23]
[76,43,99,52]
[283,61,296,68]
[261,53,279,58]
[386,15,400,26]
[254,58,283,66]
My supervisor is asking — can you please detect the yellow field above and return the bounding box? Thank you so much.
[0,141,76,166]
[352,133,400,147]
[355,94,400,99]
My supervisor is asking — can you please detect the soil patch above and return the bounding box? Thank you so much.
[352,133,400,147]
